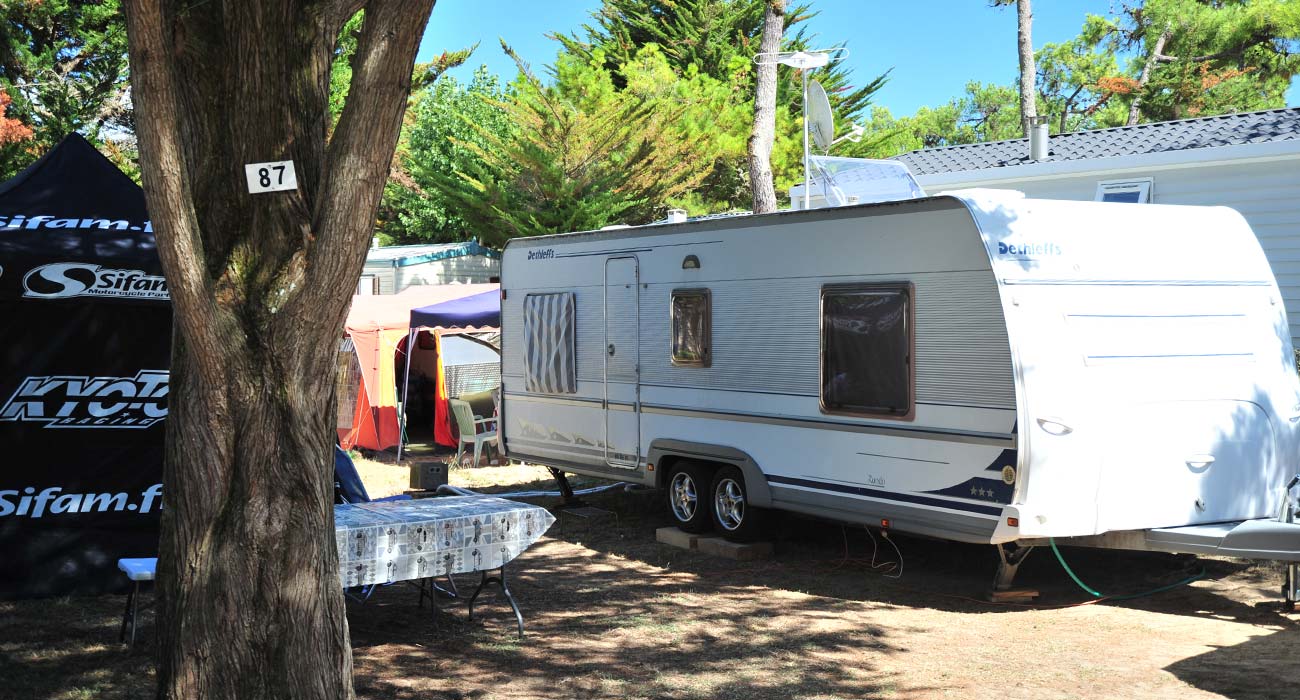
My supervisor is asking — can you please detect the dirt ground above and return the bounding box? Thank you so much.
[3,459,1297,700]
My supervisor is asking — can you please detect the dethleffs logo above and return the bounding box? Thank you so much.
[22,262,169,300]
[526,248,556,261]
[997,241,1063,257]
[0,370,169,429]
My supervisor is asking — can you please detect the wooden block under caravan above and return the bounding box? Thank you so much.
[655,526,700,550]
[989,589,1039,603]
[696,536,773,561]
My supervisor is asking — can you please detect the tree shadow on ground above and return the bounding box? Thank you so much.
[542,486,1290,621]
[0,594,155,699]
[1165,623,1300,700]
[348,537,925,700]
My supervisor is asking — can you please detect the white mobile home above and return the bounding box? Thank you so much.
[500,191,1300,598]
[893,108,1300,347]
[360,241,500,294]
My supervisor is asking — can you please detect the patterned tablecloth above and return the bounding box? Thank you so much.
[334,496,556,588]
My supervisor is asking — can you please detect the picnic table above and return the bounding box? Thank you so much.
[335,496,555,637]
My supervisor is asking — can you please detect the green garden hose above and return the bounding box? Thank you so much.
[1049,538,1203,601]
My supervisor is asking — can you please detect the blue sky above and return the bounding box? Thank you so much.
[418,0,1298,118]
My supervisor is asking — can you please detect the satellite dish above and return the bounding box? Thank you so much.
[807,80,834,153]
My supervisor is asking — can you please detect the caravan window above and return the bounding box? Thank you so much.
[820,284,913,418]
[670,289,711,367]
[522,292,577,394]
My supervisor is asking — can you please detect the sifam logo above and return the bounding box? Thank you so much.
[997,241,1063,258]
[526,248,556,261]
[22,262,169,300]
[0,370,169,429]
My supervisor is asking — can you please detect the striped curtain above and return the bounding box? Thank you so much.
[523,293,576,394]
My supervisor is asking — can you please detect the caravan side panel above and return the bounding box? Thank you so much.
[503,200,1022,542]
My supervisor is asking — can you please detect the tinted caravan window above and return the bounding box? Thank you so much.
[821,284,912,417]
[523,292,576,394]
[670,288,711,367]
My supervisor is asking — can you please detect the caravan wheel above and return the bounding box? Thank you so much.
[666,461,714,534]
[710,466,766,542]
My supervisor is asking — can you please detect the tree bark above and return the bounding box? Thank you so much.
[123,0,435,697]
[1128,26,1171,126]
[1017,0,1037,136]
[747,0,783,214]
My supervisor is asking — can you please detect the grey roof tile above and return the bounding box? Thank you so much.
[892,107,1300,176]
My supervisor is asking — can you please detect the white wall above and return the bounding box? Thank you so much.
[361,254,501,294]
[395,255,500,290]
[916,150,1300,346]
[359,263,398,295]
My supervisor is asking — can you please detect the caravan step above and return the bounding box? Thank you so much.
[1146,519,1300,562]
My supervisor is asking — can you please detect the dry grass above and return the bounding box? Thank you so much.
[352,456,564,498]
[4,463,1299,699]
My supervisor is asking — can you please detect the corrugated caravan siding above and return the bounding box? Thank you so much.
[636,270,1014,408]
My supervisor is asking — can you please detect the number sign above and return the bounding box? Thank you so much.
[244,160,299,194]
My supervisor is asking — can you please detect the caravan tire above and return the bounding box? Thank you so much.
[710,466,767,542]
[666,461,714,534]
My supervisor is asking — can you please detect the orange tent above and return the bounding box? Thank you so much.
[339,284,499,451]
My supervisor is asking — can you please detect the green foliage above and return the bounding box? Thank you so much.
[1035,35,1127,132]
[329,11,477,124]
[1096,0,1300,121]
[0,0,130,177]
[380,66,514,243]
[554,0,774,83]
[433,43,713,242]
[863,0,1299,160]
[553,0,890,211]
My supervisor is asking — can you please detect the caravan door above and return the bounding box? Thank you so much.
[603,256,641,468]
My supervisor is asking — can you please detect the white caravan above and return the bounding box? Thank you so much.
[499,190,1300,600]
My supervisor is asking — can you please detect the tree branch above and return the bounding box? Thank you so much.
[306,0,435,307]
[1127,25,1170,126]
[331,0,369,35]
[124,0,228,389]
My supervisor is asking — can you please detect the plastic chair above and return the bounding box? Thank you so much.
[450,398,497,467]
[491,389,505,456]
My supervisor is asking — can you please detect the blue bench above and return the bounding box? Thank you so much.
[118,557,156,647]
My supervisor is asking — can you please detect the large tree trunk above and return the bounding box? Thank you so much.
[123,0,435,697]
[1016,0,1037,136]
[747,0,784,214]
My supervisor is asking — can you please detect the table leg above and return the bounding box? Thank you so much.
[119,582,137,644]
[467,566,525,639]
[417,575,459,608]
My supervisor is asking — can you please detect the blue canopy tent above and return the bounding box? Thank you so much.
[409,289,500,329]
[398,289,501,460]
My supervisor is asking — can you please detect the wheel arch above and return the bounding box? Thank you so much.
[647,439,773,508]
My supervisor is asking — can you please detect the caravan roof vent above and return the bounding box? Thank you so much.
[790,157,927,210]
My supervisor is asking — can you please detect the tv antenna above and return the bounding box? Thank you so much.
[753,47,850,209]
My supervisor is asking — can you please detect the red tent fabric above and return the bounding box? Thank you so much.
[339,284,498,451]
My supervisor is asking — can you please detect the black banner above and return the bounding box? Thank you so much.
[0,134,170,598]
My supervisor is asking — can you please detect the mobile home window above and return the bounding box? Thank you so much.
[522,292,577,394]
[671,289,711,367]
[356,274,380,295]
[821,284,912,417]
[1095,178,1152,204]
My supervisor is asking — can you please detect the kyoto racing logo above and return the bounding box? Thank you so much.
[22,262,169,300]
[0,370,169,429]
